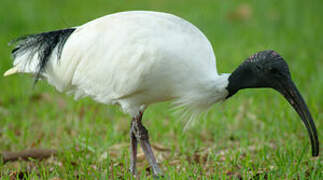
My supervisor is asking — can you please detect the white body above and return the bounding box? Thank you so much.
[14,11,230,116]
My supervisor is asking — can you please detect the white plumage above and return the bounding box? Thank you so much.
[4,11,320,176]
[11,11,230,117]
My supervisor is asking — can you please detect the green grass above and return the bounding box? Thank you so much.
[0,0,322,179]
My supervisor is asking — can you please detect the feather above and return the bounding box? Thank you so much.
[10,28,75,83]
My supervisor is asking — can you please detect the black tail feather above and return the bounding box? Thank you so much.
[10,28,76,84]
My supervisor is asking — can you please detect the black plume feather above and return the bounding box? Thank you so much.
[10,28,75,84]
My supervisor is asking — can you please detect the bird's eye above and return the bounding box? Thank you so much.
[270,67,279,74]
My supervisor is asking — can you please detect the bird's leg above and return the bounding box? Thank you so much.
[129,120,138,175]
[131,111,162,177]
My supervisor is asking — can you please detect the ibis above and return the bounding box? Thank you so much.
[4,11,319,176]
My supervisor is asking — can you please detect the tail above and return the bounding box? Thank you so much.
[6,28,76,83]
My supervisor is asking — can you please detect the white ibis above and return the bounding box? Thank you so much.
[4,11,319,176]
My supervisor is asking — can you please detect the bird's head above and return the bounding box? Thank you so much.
[226,50,319,157]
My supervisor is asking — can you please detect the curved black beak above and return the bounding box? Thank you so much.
[226,50,319,156]
[276,78,319,157]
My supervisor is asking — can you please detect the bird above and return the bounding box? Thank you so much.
[4,11,319,177]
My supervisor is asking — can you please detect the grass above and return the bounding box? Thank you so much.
[0,0,322,179]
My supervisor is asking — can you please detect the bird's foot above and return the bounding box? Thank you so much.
[151,167,163,179]
[150,161,163,176]
[129,167,137,177]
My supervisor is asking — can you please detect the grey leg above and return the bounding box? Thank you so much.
[131,111,162,177]
[129,120,138,175]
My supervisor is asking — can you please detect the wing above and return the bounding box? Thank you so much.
[42,11,218,107]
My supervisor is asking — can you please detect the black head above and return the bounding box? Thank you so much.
[226,50,291,96]
[226,50,319,157]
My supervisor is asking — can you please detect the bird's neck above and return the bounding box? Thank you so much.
[201,72,231,107]
[225,62,258,99]
[198,73,231,106]
[172,73,230,115]
[213,73,231,99]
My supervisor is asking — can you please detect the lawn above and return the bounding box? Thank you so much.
[0,0,322,179]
